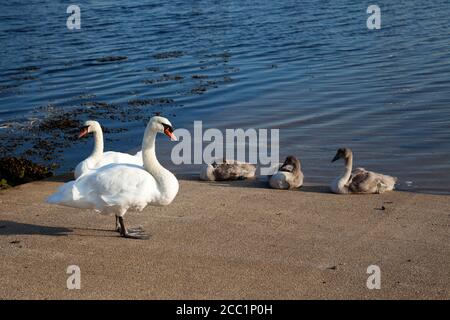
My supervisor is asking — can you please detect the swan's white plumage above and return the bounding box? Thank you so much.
[49,164,165,216]
[74,151,143,179]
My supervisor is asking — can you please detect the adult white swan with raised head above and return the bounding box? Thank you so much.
[48,116,179,239]
[74,120,143,179]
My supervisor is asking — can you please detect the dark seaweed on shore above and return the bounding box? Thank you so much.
[0,157,52,189]
[39,116,80,131]
[0,98,178,174]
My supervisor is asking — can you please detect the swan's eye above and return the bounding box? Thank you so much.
[162,123,173,133]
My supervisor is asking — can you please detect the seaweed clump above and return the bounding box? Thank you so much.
[96,56,128,63]
[152,51,184,59]
[39,116,80,131]
[128,98,174,107]
[0,157,53,189]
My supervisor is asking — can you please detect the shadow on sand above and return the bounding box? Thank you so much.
[0,220,72,236]
[180,176,331,194]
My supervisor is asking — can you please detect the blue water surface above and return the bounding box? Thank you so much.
[0,0,449,193]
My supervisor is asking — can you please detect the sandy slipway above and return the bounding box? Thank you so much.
[0,176,449,299]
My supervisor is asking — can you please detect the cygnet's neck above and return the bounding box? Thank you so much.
[339,153,353,186]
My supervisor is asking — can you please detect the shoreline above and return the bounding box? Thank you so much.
[0,176,449,299]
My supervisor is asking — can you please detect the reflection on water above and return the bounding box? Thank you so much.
[0,0,449,194]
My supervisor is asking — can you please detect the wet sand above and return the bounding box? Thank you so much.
[0,177,449,299]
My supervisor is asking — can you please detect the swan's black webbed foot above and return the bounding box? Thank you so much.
[115,216,144,234]
[122,230,150,240]
[115,216,121,232]
[118,216,149,240]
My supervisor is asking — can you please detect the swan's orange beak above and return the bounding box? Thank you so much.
[78,126,89,138]
[164,127,177,141]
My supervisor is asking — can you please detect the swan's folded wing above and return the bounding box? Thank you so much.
[348,169,372,193]
[89,164,159,208]
[348,167,397,193]
[214,163,256,180]
[49,164,159,213]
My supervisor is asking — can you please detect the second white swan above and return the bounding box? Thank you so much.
[74,120,143,179]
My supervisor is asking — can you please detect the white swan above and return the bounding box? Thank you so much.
[269,155,304,190]
[74,120,143,179]
[330,148,397,194]
[48,116,179,239]
[199,159,256,181]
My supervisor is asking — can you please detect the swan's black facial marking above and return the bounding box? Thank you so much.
[78,125,90,138]
[332,149,344,162]
[162,123,173,133]
[161,121,177,141]
[332,148,350,162]
[279,155,300,173]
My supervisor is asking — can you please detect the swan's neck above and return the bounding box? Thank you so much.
[90,128,104,160]
[142,129,178,204]
[339,154,353,186]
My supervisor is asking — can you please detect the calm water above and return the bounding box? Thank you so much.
[0,0,449,194]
